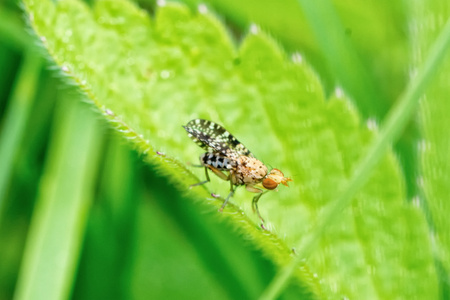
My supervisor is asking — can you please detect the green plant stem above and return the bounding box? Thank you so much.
[13,98,103,300]
[260,16,450,300]
[0,52,41,208]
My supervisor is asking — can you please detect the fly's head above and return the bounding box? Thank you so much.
[262,168,292,190]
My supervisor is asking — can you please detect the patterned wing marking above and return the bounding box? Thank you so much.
[183,119,253,158]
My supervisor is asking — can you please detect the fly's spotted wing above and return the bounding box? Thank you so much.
[183,119,252,158]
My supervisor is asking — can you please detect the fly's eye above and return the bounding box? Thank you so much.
[262,178,278,190]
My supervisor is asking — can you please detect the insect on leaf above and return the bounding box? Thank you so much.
[183,119,253,158]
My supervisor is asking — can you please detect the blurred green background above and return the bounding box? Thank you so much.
[0,0,427,299]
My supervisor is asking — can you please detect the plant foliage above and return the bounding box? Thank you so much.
[8,0,448,298]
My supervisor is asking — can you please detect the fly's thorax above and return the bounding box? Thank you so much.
[200,152,236,170]
[232,156,268,185]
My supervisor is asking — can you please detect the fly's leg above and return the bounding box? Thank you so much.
[189,167,210,188]
[219,179,235,212]
[205,165,233,208]
[190,163,234,211]
[190,165,233,211]
[190,164,229,188]
[208,165,229,181]
[252,192,266,223]
[245,185,266,223]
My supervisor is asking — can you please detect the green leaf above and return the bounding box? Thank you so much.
[23,0,437,298]
[183,0,419,200]
[416,0,450,294]
[182,0,409,117]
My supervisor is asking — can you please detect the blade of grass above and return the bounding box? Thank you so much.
[13,97,103,300]
[0,52,41,210]
[260,16,450,300]
[297,0,385,119]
